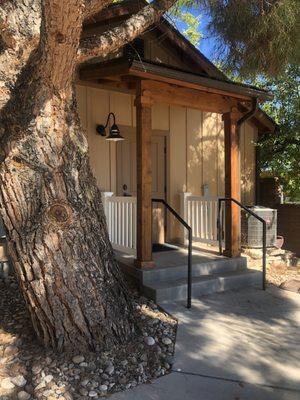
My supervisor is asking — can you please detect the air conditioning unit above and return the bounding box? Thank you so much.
[241,206,277,248]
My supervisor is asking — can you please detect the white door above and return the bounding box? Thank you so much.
[116,129,167,243]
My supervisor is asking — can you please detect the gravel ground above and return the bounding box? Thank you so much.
[244,250,300,288]
[266,263,300,287]
[0,275,177,400]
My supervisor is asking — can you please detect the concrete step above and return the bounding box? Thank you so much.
[143,269,262,303]
[141,256,247,285]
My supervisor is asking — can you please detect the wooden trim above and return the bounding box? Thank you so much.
[135,81,155,268]
[142,80,237,114]
[126,69,250,101]
[79,58,131,81]
[128,60,271,100]
[223,108,241,258]
[79,58,270,101]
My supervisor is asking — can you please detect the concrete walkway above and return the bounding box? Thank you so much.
[112,286,300,400]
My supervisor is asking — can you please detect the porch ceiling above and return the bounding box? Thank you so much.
[79,57,272,102]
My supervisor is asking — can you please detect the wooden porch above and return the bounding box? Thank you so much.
[79,57,272,267]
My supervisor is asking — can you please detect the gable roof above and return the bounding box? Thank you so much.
[83,0,276,133]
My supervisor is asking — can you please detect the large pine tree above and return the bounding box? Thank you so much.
[0,0,175,352]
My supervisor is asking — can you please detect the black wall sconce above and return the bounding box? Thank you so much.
[96,112,124,141]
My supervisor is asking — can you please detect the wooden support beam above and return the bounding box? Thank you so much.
[134,81,155,268]
[141,80,237,114]
[79,58,131,81]
[96,79,136,91]
[223,108,241,258]
[129,71,250,101]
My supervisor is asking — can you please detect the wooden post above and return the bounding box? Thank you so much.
[134,81,155,268]
[223,108,241,258]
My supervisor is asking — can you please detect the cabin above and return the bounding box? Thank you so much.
[76,1,276,302]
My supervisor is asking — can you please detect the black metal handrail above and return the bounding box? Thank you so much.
[217,198,267,290]
[152,198,193,308]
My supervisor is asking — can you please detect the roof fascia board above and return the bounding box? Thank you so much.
[129,60,272,101]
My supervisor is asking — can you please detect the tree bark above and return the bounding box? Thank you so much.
[0,0,175,352]
[0,0,135,352]
[78,0,176,63]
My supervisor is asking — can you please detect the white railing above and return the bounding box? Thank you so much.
[181,193,225,245]
[102,193,137,255]
[102,192,224,254]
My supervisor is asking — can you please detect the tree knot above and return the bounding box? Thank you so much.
[47,202,72,227]
[56,33,66,44]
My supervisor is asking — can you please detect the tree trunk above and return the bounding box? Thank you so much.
[0,0,176,352]
[0,0,135,352]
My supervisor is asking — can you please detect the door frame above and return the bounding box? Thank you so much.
[115,126,170,243]
[152,129,170,243]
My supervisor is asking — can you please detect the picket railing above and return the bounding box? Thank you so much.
[181,193,225,245]
[102,192,223,255]
[102,193,137,255]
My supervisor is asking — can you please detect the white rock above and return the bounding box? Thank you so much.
[144,336,155,346]
[1,377,15,390]
[42,389,53,397]
[162,337,172,345]
[11,375,27,387]
[99,384,108,391]
[72,355,85,364]
[88,390,98,397]
[17,391,31,400]
[79,362,88,367]
[44,375,53,384]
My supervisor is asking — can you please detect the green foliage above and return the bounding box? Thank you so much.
[256,66,300,201]
[174,0,300,78]
[178,11,201,46]
[225,65,299,201]
[204,0,300,77]
[170,2,202,46]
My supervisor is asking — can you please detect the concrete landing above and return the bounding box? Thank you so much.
[111,286,300,400]
[116,247,261,302]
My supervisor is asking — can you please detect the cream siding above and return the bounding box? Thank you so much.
[187,108,203,195]
[168,106,187,241]
[76,85,258,224]
[240,121,258,205]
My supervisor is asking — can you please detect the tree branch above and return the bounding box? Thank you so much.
[78,0,176,64]
[84,0,113,20]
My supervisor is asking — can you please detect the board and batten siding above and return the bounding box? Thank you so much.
[76,84,258,241]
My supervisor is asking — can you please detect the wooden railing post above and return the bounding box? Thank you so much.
[134,81,155,268]
[223,107,241,258]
